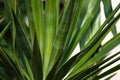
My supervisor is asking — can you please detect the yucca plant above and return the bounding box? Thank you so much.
[0,0,120,80]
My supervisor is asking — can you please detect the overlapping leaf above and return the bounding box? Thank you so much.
[0,0,120,80]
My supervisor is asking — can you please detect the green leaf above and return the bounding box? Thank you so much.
[1,1,120,80]
[11,21,16,52]
[46,54,62,80]
[69,51,120,80]
[17,9,31,48]
[102,0,117,35]
[54,53,80,80]
[103,73,116,80]
[31,0,45,59]
[49,0,75,73]
[0,21,11,41]
[87,56,119,80]
[12,10,31,59]
[60,0,101,66]
[87,3,120,47]
[23,54,34,80]
[0,47,25,80]
[80,6,100,50]
[31,35,43,80]
[64,12,120,79]
[4,0,16,19]
[25,0,35,48]
[58,0,84,67]
[43,0,59,78]
[93,64,120,80]
[0,17,6,24]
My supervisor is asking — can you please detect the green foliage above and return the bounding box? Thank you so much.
[0,0,120,80]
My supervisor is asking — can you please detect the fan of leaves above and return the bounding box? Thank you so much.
[0,0,120,80]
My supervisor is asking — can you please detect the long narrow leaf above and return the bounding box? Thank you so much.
[68,12,120,78]
[0,21,11,41]
[31,35,43,80]
[49,0,75,73]
[58,0,84,67]
[43,0,59,78]
[102,0,117,35]
[69,51,120,80]
[31,0,45,60]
